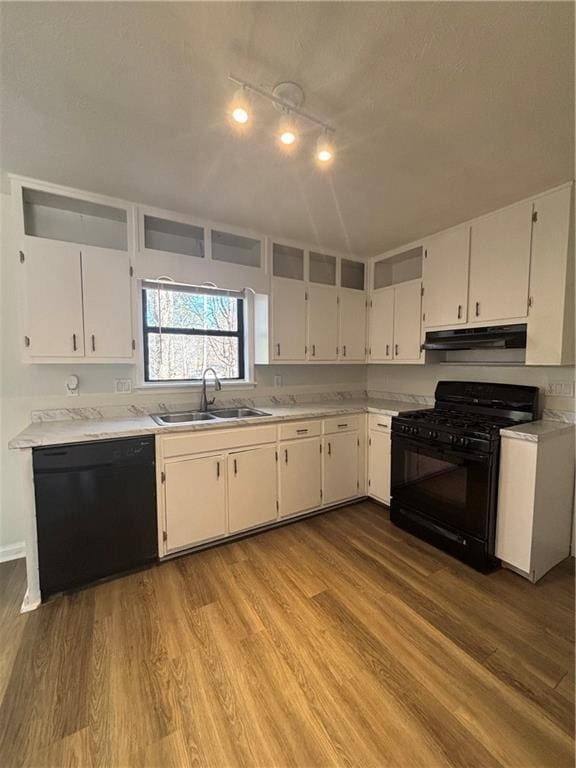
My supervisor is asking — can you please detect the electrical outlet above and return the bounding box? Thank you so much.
[545,381,574,397]
[274,375,282,387]
[115,378,132,394]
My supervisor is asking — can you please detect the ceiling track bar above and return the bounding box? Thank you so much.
[228,74,335,133]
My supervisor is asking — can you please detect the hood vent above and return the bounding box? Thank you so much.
[422,324,527,352]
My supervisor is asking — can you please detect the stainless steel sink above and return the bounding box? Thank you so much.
[152,412,217,425]
[210,408,270,419]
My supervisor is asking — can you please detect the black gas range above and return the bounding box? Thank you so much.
[390,381,539,571]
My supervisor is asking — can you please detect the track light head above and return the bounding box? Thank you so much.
[316,132,335,165]
[229,87,251,126]
[277,113,298,148]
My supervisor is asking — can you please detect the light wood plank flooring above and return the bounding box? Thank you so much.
[0,501,574,767]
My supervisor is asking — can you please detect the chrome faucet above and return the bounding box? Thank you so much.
[200,367,222,412]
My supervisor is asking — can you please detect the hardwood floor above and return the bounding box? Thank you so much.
[0,500,574,767]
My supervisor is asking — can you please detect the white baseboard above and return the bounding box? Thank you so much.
[0,541,26,563]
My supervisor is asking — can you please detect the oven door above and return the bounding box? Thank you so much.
[391,435,494,540]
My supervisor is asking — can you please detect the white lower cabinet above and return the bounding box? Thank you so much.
[228,445,278,533]
[367,430,391,504]
[164,454,226,552]
[279,437,322,517]
[323,432,359,505]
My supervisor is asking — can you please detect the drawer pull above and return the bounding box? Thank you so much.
[337,423,348,428]
[296,428,309,434]
[377,423,387,427]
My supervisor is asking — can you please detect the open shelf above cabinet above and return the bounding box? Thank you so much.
[341,259,365,290]
[144,215,204,258]
[211,230,261,268]
[272,243,304,280]
[309,252,336,286]
[22,187,128,251]
[373,245,422,289]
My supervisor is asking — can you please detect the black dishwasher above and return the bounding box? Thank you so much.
[33,436,158,599]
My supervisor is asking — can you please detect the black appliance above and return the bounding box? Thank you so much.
[33,436,158,599]
[390,381,539,571]
[422,323,527,351]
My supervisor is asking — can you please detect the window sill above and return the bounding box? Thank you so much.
[134,380,257,393]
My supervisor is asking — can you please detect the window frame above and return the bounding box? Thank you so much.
[141,286,246,384]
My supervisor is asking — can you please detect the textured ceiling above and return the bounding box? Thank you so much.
[0,2,573,257]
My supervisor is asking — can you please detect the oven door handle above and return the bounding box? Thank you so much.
[392,435,491,465]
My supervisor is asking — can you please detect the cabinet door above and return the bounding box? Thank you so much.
[82,247,133,358]
[423,227,470,327]
[279,438,322,517]
[228,445,278,533]
[272,278,307,361]
[308,284,338,360]
[369,288,394,361]
[323,432,359,505]
[469,201,532,322]
[24,240,84,357]
[339,290,367,361]
[368,430,391,504]
[525,185,574,366]
[393,281,422,361]
[164,455,226,552]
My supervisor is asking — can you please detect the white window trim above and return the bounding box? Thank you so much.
[135,279,256,389]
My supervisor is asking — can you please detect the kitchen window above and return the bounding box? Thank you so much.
[141,284,245,382]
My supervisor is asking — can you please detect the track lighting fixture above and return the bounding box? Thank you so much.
[227,75,336,165]
[229,87,251,125]
[316,132,335,165]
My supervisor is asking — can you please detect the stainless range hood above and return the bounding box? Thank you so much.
[422,324,527,351]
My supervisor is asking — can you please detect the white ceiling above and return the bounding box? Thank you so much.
[0,2,573,257]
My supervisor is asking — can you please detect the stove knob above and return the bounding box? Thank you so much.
[412,427,419,436]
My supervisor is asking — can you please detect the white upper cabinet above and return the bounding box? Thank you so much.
[393,280,422,361]
[82,247,133,359]
[469,201,533,323]
[369,288,394,361]
[526,184,574,366]
[339,290,367,361]
[308,284,338,360]
[271,278,307,361]
[423,227,470,327]
[23,240,84,358]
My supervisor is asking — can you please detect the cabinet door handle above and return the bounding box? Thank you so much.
[457,305,462,319]
[276,343,281,356]
[284,449,288,464]
[328,442,332,456]
[216,461,220,479]
[312,344,316,357]
[343,345,347,357]
[91,334,96,352]
[233,458,238,476]
[395,344,399,356]
[475,302,480,317]
[72,333,77,352]
[385,344,389,357]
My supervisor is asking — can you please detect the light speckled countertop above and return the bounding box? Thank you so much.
[9,399,426,449]
[500,420,575,443]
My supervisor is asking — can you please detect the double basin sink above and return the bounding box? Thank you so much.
[152,407,270,426]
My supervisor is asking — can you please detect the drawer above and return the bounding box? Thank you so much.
[323,414,361,434]
[279,420,322,441]
[368,414,392,433]
[161,424,277,459]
